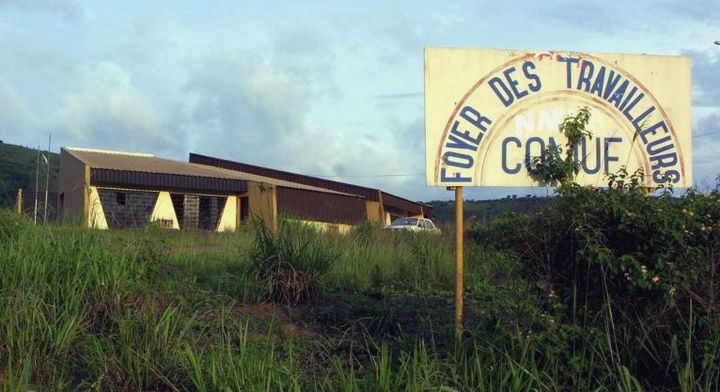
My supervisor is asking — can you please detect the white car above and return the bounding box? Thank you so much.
[386,217,441,234]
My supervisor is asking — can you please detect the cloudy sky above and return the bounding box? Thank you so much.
[0,0,718,201]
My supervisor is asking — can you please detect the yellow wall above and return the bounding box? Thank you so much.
[365,200,384,224]
[87,186,108,229]
[248,182,277,231]
[291,219,353,235]
[58,149,88,224]
[217,195,237,232]
[150,191,180,229]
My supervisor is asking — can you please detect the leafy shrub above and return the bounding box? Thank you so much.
[468,174,720,389]
[246,220,338,305]
[470,105,719,390]
[529,106,593,185]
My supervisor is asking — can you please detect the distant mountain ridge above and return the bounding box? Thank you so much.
[0,142,59,209]
[425,196,551,224]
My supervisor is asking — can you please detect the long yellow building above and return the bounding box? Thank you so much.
[58,148,429,232]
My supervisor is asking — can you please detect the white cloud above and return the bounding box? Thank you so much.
[0,0,86,22]
[48,62,176,152]
[694,113,720,183]
[688,49,720,107]
[185,52,312,161]
[2,1,719,201]
[0,80,39,136]
[182,25,346,171]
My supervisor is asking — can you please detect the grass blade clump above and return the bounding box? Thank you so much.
[0,209,29,246]
[81,305,192,390]
[182,311,301,391]
[247,219,338,305]
[0,213,165,388]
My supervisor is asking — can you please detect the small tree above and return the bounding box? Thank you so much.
[529,107,593,185]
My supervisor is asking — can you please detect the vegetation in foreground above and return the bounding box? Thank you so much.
[1,176,719,390]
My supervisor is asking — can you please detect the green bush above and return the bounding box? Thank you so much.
[468,175,720,390]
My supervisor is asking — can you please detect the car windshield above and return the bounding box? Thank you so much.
[391,218,419,226]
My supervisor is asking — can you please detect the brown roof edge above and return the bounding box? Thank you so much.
[381,190,433,210]
[189,153,429,212]
[380,191,431,215]
[277,185,364,200]
[63,147,356,197]
[91,168,247,194]
[190,152,380,200]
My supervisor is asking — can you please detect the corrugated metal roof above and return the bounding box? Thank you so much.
[65,148,359,197]
[189,152,431,215]
[91,169,247,194]
[189,153,380,200]
[381,192,426,215]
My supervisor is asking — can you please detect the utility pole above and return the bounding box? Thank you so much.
[34,146,40,224]
[43,133,52,224]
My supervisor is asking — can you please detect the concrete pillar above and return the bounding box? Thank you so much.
[150,191,180,229]
[87,186,108,230]
[217,195,238,232]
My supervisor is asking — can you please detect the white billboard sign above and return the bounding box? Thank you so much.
[425,48,692,187]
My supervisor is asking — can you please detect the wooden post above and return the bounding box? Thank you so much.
[455,186,464,335]
[16,188,23,214]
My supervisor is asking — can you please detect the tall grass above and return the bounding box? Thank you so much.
[164,221,469,299]
[246,220,338,305]
[80,305,194,390]
[1,207,718,390]
[317,338,563,391]
[182,309,302,392]
[0,211,159,388]
[323,224,463,293]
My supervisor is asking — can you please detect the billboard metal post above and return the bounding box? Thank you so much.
[454,186,464,335]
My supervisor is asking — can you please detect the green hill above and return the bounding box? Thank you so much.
[426,196,552,224]
[0,142,59,209]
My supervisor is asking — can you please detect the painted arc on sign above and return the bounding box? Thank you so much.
[424,48,692,188]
